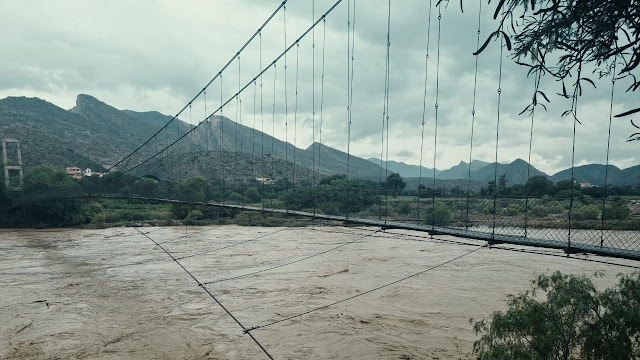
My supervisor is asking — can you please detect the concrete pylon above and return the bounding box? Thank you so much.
[2,138,24,191]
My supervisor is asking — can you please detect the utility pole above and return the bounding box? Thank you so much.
[2,138,23,191]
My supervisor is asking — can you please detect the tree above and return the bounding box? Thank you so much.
[385,173,406,190]
[525,175,552,197]
[472,271,640,359]
[465,0,640,141]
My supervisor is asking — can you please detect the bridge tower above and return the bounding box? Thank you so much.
[2,138,23,191]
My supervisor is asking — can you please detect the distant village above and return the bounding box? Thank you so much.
[65,166,103,180]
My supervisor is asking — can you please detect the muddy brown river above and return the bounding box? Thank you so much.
[1,225,638,359]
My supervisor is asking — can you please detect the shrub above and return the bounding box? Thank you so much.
[573,204,601,221]
[473,271,640,360]
[424,202,452,226]
[185,210,204,225]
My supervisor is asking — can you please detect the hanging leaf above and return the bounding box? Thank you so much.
[494,0,506,19]
[473,32,498,55]
[614,107,640,118]
[460,0,463,12]
[632,119,640,129]
[519,104,532,115]
[540,103,548,112]
[562,110,572,117]
[537,91,550,102]
[515,61,532,68]
[501,31,512,50]
[580,77,597,89]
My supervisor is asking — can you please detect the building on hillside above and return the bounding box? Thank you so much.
[579,182,592,188]
[65,166,103,179]
[65,166,83,180]
[256,177,274,185]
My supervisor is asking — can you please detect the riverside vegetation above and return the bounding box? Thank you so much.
[0,164,638,230]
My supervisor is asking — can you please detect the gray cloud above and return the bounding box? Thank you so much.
[1,0,637,175]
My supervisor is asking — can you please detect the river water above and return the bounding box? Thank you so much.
[1,225,638,359]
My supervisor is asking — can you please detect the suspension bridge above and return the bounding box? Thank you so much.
[6,0,640,358]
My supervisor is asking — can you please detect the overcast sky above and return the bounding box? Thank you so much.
[1,0,638,175]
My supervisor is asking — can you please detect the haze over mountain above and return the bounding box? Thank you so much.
[1,94,638,187]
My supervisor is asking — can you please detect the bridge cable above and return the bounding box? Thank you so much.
[384,0,391,220]
[235,57,240,192]
[205,90,209,152]
[260,30,266,211]
[252,80,257,181]
[244,242,487,332]
[293,42,299,185]
[601,59,617,247]
[284,4,289,190]
[318,17,327,213]
[201,229,381,286]
[190,104,195,177]
[418,0,433,222]
[312,0,317,216]
[491,22,505,240]
[378,0,391,221]
[568,61,583,250]
[524,69,543,238]
[105,1,287,174]
[133,227,274,359]
[345,0,356,217]
[238,56,244,198]
[432,4,442,230]
[466,0,482,229]
[220,73,225,201]
[271,63,277,182]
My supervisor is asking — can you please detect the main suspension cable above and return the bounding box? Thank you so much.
[106,1,288,174]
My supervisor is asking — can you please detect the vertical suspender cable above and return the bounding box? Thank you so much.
[220,74,225,197]
[525,71,542,238]
[190,104,195,177]
[284,4,289,188]
[568,62,582,251]
[418,0,433,222]
[260,31,266,210]
[312,0,317,215]
[252,80,257,180]
[466,1,482,229]
[205,90,209,152]
[432,4,441,230]
[601,60,617,246]
[235,59,240,191]
[346,0,356,218]
[384,0,391,220]
[294,43,299,186]
[492,30,505,240]
[272,63,277,181]
[319,18,327,202]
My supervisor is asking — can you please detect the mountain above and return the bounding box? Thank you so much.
[0,94,385,182]
[2,94,635,186]
[469,159,547,185]
[438,160,491,180]
[551,164,640,186]
[366,158,439,178]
